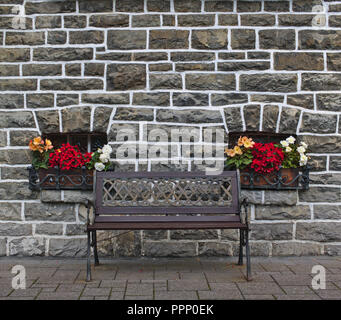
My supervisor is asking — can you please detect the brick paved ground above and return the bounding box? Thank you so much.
[0,256,340,300]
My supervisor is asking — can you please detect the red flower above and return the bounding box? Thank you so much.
[49,143,92,170]
[250,143,284,174]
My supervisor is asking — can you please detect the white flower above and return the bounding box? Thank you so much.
[299,154,308,166]
[102,144,112,155]
[280,140,289,147]
[297,146,306,154]
[286,136,296,144]
[300,142,308,149]
[99,153,109,163]
[285,147,292,153]
[95,162,105,171]
[97,148,102,153]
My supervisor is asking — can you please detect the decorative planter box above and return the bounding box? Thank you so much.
[239,167,309,190]
[28,166,93,190]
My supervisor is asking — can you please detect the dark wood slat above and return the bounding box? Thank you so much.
[88,221,247,231]
[94,215,241,223]
[96,206,239,215]
[97,171,238,179]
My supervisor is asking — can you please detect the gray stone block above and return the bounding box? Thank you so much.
[49,238,87,257]
[0,203,22,221]
[272,242,323,256]
[25,203,75,222]
[143,241,196,257]
[255,205,310,220]
[264,191,297,206]
[296,222,341,242]
[250,223,293,240]
[9,237,45,256]
[35,223,63,235]
[0,223,31,236]
[198,241,233,256]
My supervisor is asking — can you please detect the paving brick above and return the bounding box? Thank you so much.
[237,282,284,295]
[82,287,111,297]
[168,280,209,291]
[198,290,243,300]
[156,291,198,300]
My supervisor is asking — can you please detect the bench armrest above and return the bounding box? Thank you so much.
[240,197,249,226]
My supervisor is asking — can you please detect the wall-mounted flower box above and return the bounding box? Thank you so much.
[27,136,112,191]
[226,135,310,191]
[239,167,309,190]
[28,166,93,190]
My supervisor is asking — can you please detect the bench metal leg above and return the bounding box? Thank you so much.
[92,230,99,266]
[245,230,252,281]
[238,229,244,266]
[86,231,92,282]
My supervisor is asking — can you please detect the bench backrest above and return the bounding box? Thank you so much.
[94,171,241,216]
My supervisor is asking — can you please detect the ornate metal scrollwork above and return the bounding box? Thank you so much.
[239,166,310,190]
[28,166,93,191]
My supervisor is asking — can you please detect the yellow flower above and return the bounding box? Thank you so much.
[243,139,255,149]
[237,136,255,149]
[33,136,43,146]
[225,148,236,157]
[44,139,53,151]
[29,139,38,151]
[234,146,243,155]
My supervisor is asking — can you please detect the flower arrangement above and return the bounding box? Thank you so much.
[28,136,112,172]
[277,136,308,168]
[86,144,112,172]
[225,135,309,174]
[225,136,255,170]
[29,136,54,169]
[49,143,92,171]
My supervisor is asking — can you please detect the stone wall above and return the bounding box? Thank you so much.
[0,0,341,257]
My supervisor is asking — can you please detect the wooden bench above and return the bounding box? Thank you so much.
[85,170,251,281]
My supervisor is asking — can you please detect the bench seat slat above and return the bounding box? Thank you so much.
[88,221,247,231]
[94,215,241,223]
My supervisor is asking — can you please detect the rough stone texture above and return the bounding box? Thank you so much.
[49,238,87,257]
[317,94,341,111]
[264,191,298,206]
[250,223,293,240]
[274,52,324,71]
[107,30,146,50]
[296,222,341,242]
[255,205,310,220]
[36,110,60,134]
[9,238,45,256]
[272,242,323,256]
[300,113,337,133]
[144,242,196,257]
[186,74,235,90]
[279,107,301,134]
[24,203,75,222]
[107,64,146,90]
[240,74,297,92]
[262,105,279,131]
[259,29,295,49]
[299,187,341,203]
[192,29,227,49]
[149,30,189,49]
[62,107,91,133]
[0,203,22,221]
[314,205,341,220]
[0,0,340,257]
[231,29,255,49]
